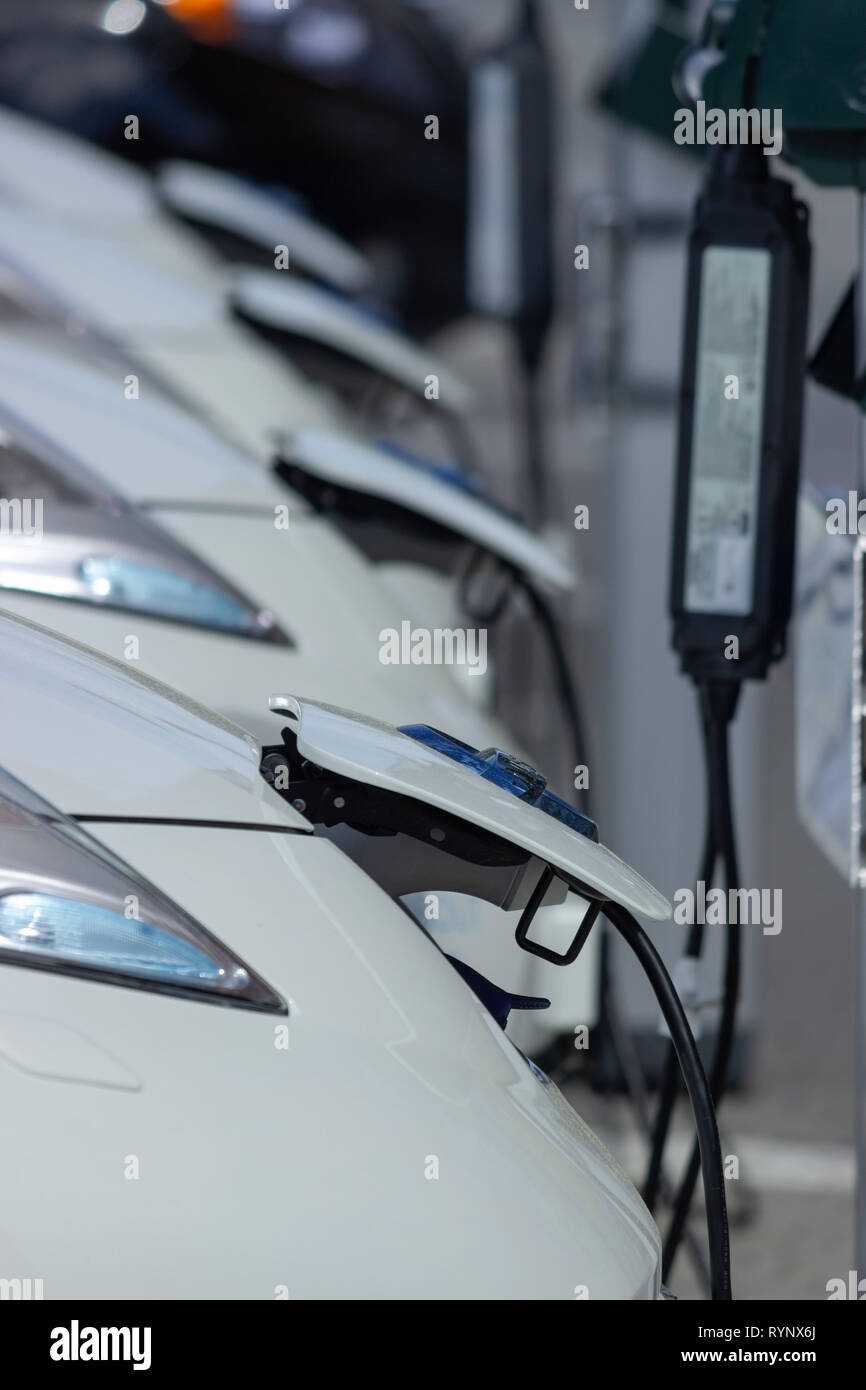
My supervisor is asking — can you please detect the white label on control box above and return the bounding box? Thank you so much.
[684,245,771,616]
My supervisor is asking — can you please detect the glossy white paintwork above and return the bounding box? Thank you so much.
[0,108,373,294]
[0,610,310,828]
[233,269,473,409]
[0,363,596,1035]
[0,198,342,452]
[0,108,597,1035]
[0,333,570,599]
[0,109,567,595]
[0,105,153,226]
[283,428,576,591]
[0,103,355,432]
[0,335,291,508]
[0,332,601,1039]
[158,159,374,294]
[0,332,507,744]
[272,696,672,921]
[0,826,659,1298]
[0,614,661,1297]
[0,106,423,456]
[0,511,509,748]
[374,562,496,713]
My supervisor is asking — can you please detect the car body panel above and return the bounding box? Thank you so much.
[0,509,509,750]
[0,103,154,227]
[0,820,660,1299]
[0,199,343,449]
[0,106,599,1040]
[0,610,309,828]
[0,110,573,595]
[0,334,292,509]
[0,611,660,1297]
[0,358,599,1039]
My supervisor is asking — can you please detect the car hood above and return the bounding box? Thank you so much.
[0,200,341,447]
[0,610,310,829]
[0,816,660,1298]
[0,104,154,227]
[0,331,293,508]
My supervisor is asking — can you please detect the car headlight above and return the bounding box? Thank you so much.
[0,409,290,644]
[0,765,285,1012]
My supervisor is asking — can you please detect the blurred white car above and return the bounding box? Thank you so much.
[0,342,591,1051]
[0,104,585,1044]
[0,609,663,1299]
[0,104,472,453]
[0,109,574,620]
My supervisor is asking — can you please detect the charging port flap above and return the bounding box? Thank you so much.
[263,693,671,926]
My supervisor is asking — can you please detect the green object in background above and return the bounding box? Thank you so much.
[699,0,767,111]
[598,0,866,188]
[705,0,866,188]
[596,0,699,152]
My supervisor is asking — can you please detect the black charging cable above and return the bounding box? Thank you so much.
[519,578,591,793]
[603,897,732,1301]
[639,679,741,1283]
[643,843,717,1213]
[458,558,591,813]
[520,875,732,1298]
[643,695,721,1213]
[661,683,741,1281]
[602,969,712,1289]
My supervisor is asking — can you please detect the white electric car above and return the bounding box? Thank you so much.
[0,609,664,1299]
[0,104,473,456]
[0,104,575,686]
[0,336,591,1051]
[0,105,584,1041]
